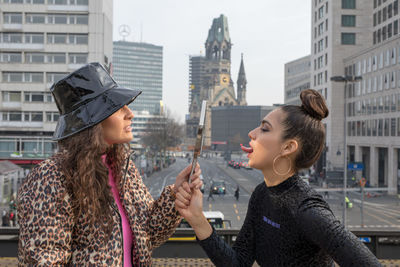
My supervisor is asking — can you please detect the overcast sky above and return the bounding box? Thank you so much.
[113,0,311,122]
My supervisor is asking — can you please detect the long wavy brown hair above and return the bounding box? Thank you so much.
[57,124,128,236]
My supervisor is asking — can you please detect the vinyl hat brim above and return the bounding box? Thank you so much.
[52,86,141,141]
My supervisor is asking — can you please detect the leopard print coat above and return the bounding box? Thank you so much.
[17,153,181,266]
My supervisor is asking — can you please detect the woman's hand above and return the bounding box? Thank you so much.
[175,183,212,240]
[174,163,202,193]
[175,182,203,222]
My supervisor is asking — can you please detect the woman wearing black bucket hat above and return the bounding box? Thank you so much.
[17,63,202,266]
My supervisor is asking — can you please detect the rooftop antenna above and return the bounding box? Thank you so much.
[119,24,131,41]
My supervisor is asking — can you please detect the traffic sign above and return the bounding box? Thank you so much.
[347,162,364,171]
[359,237,371,243]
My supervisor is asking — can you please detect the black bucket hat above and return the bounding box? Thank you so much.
[51,62,142,141]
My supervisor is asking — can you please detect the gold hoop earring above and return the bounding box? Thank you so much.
[272,155,292,176]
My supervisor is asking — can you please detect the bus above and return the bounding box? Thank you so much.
[169,211,231,241]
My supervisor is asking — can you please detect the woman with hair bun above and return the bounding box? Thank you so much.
[175,89,381,266]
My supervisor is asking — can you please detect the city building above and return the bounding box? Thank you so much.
[0,0,113,165]
[130,110,164,151]
[0,160,25,205]
[343,0,400,194]
[112,41,163,115]
[311,0,373,172]
[211,105,274,153]
[186,14,247,148]
[284,55,311,105]
[285,0,399,194]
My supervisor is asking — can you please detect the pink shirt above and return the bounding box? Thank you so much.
[102,155,134,267]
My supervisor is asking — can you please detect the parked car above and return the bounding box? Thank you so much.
[241,161,252,170]
[233,161,241,169]
[211,180,226,195]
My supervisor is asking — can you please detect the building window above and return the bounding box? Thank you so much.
[342,15,356,27]
[378,119,383,136]
[46,73,68,84]
[2,72,43,83]
[384,118,390,136]
[25,13,45,24]
[398,118,400,136]
[374,13,377,27]
[395,0,399,15]
[342,0,356,9]
[0,52,22,63]
[25,33,44,44]
[0,33,22,43]
[388,3,393,19]
[341,33,356,45]
[47,33,66,44]
[383,7,387,21]
[367,120,371,136]
[24,92,53,102]
[69,34,88,44]
[46,112,59,122]
[379,96,384,112]
[378,10,382,24]
[2,91,21,102]
[388,23,393,38]
[392,94,397,111]
[3,12,22,24]
[318,22,324,36]
[383,26,387,41]
[69,53,88,64]
[318,6,324,19]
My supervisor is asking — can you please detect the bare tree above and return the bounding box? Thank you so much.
[141,108,184,162]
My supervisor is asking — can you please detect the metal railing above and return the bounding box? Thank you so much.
[2,227,399,259]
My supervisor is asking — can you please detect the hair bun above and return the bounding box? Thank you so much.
[300,89,329,120]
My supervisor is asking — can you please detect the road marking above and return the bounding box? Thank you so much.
[362,204,399,222]
[363,209,394,225]
[159,172,173,195]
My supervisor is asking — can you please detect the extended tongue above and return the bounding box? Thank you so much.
[240,144,253,153]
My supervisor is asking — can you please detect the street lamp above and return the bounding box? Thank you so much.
[330,75,362,227]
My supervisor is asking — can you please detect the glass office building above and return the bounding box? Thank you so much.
[113,41,163,115]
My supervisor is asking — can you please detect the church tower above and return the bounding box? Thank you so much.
[186,14,247,148]
[237,53,247,105]
[205,15,231,61]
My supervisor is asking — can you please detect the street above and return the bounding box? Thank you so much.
[142,157,400,230]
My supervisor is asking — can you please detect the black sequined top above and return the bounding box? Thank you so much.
[198,175,381,267]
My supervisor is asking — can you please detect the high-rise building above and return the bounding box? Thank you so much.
[342,0,400,194]
[284,0,400,194]
[0,0,113,164]
[311,0,373,171]
[186,14,247,147]
[284,55,311,106]
[112,41,163,115]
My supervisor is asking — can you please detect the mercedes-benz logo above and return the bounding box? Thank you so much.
[119,25,131,39]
